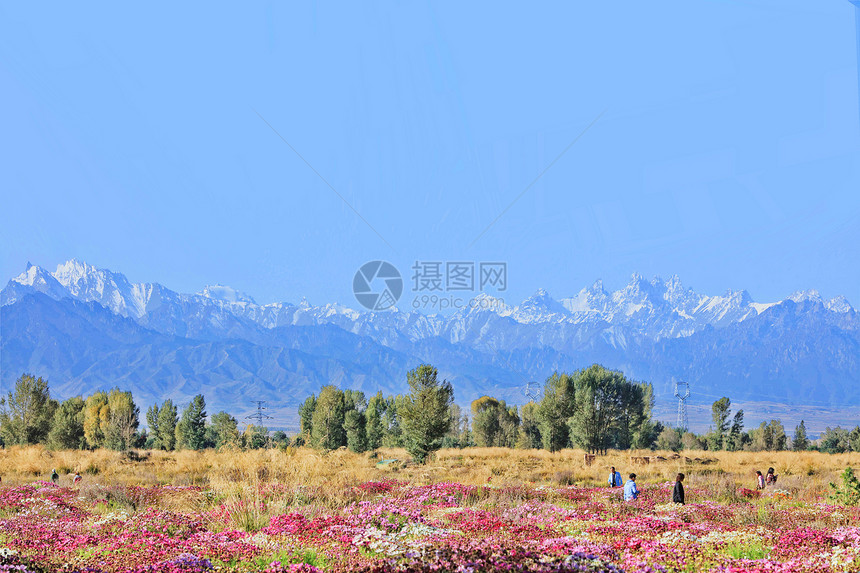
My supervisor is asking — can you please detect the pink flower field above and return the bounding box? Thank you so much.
[1,479,859,573]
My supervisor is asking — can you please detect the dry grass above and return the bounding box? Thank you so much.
[1,446,858,494]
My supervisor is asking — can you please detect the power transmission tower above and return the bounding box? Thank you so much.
[674,380,690,431]
[522,381,542,402]
[246,400,273,426]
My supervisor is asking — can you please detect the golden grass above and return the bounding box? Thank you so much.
[1,445,858,496]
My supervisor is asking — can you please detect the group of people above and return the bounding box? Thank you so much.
[755,467,778,489]
[607,466,686,504]
[50,469,82,485]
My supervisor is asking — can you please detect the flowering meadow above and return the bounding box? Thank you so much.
[1,474,860,573]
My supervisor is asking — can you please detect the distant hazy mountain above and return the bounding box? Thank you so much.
[2,260,857,427]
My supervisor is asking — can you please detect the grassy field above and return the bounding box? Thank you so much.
[2,445,859,498]
[2,446,860,572]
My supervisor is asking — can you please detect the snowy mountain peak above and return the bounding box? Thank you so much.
[513,289,568,322]
[826,295,854,313]
[1,260,856,348]
[12,263,54,287]
[789,289,822,304]
[53,258,99,288]
[199,284,256,305]
[589,279,606,294]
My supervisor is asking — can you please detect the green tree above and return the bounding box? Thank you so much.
[568,365,631,454]
[516,402,542,449]
[399,364,454,464]
[682,431,706,450]
[243,425,269,449]
[382,395,405,447]
[47,396,85,450]
[708,397,731,451]
[537,372,576,452]
[770,419,787,451]
[365,392,386,450]
[829,467,860,506]
[146,404,161,449]
[442,403,471,448]
[820,426,850,454]
[726,410,745,451]
[271,431,288,447]
[104,389,139,451]
[471,396,502,447]
[0,374,58,446]
[311,385,346,450]
[792,420,810,451]
[83,391,109,448]
[749,421,773,451]
[850,427,860,453]
[498,403,520,448]
[209,411,240,448]
[344,409,368,453]
[656,426,682,452]
[343,390,366,414]
[156,399,178,450]
[176,395,207,450]
[630,383,659,449]
[298,395,316,443]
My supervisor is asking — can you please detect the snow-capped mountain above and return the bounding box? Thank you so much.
[5,259,851,344]
[2,259,858,426]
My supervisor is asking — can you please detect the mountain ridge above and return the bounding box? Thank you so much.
[2,260,858,429]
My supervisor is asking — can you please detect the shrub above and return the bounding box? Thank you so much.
[828,467,860,507]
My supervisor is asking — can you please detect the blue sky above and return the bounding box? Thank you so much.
[1,1,859,308]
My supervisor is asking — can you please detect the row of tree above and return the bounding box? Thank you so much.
[298,364,454,463]
[654,397,860,453]
[298,364,660,457]
[6,368,859,460]
[0,374,276,451]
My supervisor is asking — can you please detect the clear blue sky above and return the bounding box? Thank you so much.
[2,1,859,308]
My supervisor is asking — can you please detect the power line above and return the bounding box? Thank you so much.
[246,400,273,426]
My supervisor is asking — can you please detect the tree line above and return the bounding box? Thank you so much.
[6,366,855,460]
[298,363,660,458]
[653,396,860,453]
[1,364,657,460]
[0,374,278,451]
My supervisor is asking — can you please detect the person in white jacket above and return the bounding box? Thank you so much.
[608,466,624,488]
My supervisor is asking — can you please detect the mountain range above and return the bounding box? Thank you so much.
[2,259,858,430]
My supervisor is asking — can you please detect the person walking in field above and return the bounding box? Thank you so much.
[50,469,59,484]
[624,473,639,501]
[765,467,777,486]
[756,470,765,490]
[608,466,623,488]
[673,473,685,504]
[73,472,82,486]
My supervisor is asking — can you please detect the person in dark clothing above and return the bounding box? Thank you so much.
[50,469,59,484]
[765,467,777,486]
[673,472,685,504]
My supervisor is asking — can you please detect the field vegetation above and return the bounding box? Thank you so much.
[2,446,860,571]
